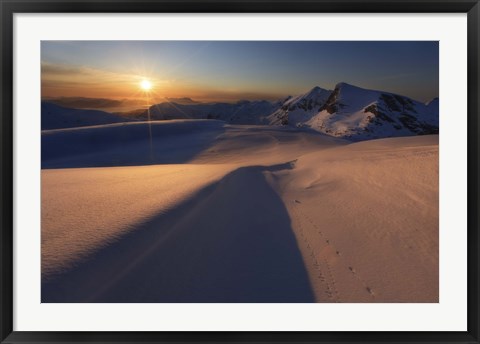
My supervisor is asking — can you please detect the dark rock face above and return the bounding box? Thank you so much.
[303,83,440,141]
[380,93,417,114]
[398,113,438,135]
[357,93,439,139]
[320,87,340,114]
[380,94,402,112]
[364,104,395,124]
[266,86,332,126]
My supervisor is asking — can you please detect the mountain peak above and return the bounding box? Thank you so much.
[426,97,439,106]
[304,86,330,97]
[334,82,359,90]
[165,97,199,105]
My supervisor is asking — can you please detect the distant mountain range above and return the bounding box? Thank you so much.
[41,102,131,130]
[42,82,438,141]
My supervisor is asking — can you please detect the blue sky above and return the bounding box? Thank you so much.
[41,41,439,103]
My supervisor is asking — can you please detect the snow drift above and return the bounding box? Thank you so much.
[41,119,438,302]
[41,102,134,130]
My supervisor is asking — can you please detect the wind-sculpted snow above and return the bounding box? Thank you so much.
[41,118,438,302]
[41,84,439,302]
[42,163,315,302]
[42,123,342,302]
[274,135,439,302]
[42,120,226,168]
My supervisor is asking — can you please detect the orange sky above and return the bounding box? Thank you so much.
[41,61,284,104]
[41,41,439,109]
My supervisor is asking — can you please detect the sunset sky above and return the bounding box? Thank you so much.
[41,41,439,109]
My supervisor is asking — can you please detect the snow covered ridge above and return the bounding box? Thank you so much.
[267,86,332,126]
[268,82,438,140]
[41,102,136,130]
[41,82,438,141]
[145,99,277,125]
[302,82,439,141]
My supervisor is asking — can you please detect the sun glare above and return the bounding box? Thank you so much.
[140,79,152,91]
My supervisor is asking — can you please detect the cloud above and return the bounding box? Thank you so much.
[41,61,172,98]
[42,61,137,84]
[41,61,285,103]
[41,62,98,76]
[42,96,149,109]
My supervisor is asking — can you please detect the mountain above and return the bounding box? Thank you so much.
[267,86,332,126]
[267,82,438,141]
[41,83,439,141]
[164,97,199,105]
[143,83,438,141]
[43,97,148,110]
[426,97,439,116]
[145,100,277,125]
[300,83,438,141]
[42,102,135,130]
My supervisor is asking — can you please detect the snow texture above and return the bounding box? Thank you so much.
[42,119,438,303]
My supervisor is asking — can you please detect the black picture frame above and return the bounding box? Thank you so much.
[1,0,479,343]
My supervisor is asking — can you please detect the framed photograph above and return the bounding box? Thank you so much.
[1,0,478,343]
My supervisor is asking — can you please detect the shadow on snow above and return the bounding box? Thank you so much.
[41,120,226,169]
[42,162,314,303]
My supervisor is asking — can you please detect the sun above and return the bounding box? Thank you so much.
[140,79,152,91]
